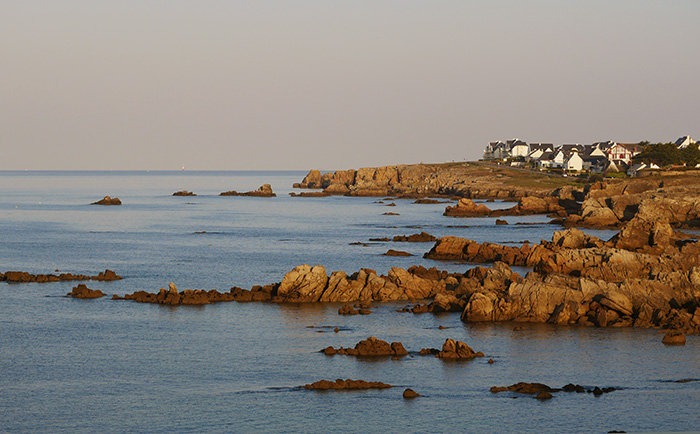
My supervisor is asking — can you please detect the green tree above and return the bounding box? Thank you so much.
[680,143,700,167]
[631,142,681,166]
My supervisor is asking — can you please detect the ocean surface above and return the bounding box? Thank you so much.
[1,171,698,434]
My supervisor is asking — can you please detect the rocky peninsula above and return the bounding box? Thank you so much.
[112,165,700,335]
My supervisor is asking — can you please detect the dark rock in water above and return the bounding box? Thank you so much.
[323,337,408,357]
[303,379,392,390]
[495,219,509,225]
[339,304,370,315]
[414,198,451,204]
[444,198,491,217]
[67,284,105,299]
[382,212,400,216]
[535,391,553,400]
[288,191,330,197]
[383,249,413,257]
[490,382,557,394]
[1,269,121,284]
[662,331,686,345]
[403,388,421,399]
[562,383,586,393]
[220,184,276,197]
[91,196,121,205]
[392,232,437,242]
[369,237,391,242]
[436,338,483,360]
[172,190,196,196]
[338,304,359,315]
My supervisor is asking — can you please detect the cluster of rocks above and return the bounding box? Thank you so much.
[321,337,483,360]
[293,164,574,198]
[67,284,106,299]
[490,382,616,400]
[303,379,392,390]
[419,225,700,334]
[383,249,413,257]
[1,269,121,284]
[115,282,275,305]
[172,190,196,196]
[220,184,276,197]
[321,337,408,357]
[391,232,437,242]
[338,303,371,315]
[91,196,121,205]
[429,338,484,360]
[444,196,578,218]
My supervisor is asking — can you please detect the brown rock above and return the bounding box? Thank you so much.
[304,379,392,390]
[91,196,121,205]
[383,249,413,257]
[67,284,105,299]
[444,198,491,217]
[172,190,196,196]
[662,331,686,345]
[403,388,421,399]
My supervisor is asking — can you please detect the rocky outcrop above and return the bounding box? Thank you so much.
[303,379,392,390]
[490,382,558,394]
[435,338,484,360]
[392,232,437,242]
[402,388,421,399]
[91,196,121,205]
[662,331,686,345]
[220,184,276,197]
[444,199,491,217]
[383,249,413,257]
[67,284,105,299]
[294,163,583,199]
[172,191,196,196]
[322,337,408,357]
[1,269,121,284]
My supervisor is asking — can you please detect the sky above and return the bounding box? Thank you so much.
[2,0,699,170]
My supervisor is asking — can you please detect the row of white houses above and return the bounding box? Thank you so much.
[482,136,695,174]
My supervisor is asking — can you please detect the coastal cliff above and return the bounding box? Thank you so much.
[293,163,580,199]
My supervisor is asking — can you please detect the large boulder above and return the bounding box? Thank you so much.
[444,199,491,217]
[276,265,329,302]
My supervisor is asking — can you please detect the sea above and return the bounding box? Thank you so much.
[1,171,698,434]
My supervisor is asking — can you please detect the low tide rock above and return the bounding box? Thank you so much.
[662,331,686,345]
[304,379,392,390]
[403,388,421,399]
[436,338,483,360]
[67,284,105,299]
[91,196,121,205]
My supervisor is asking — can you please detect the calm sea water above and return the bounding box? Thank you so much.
[1,171,698,434]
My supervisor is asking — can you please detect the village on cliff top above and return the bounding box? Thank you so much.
[482,135,698,177]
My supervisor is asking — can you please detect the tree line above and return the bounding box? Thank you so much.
[632,141,700,167]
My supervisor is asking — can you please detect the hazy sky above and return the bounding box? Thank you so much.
[2,1,699,170]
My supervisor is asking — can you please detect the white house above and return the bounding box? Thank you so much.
[510,140,530,158]
[564,150,583,171]
[628,162,660,177]
[675,135,696,149]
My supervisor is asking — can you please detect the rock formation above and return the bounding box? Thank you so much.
[172,190,196,196]
[434,338,484,360]
[322,337,408,357]
[91,196,121,205]
[67,284,106,299]
[303,379,392,390]
[1,269,121,284]
[220,184,276,197]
